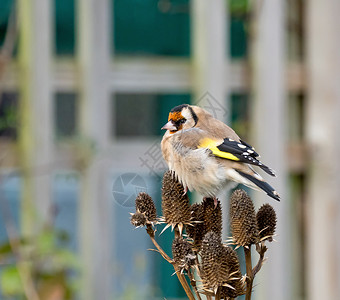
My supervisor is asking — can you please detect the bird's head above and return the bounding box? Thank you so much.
[161,104,198,134]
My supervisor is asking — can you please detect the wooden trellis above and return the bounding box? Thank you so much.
[2,0,339,299]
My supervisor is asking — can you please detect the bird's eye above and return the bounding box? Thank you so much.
[179,118,186,124]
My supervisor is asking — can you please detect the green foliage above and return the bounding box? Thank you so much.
[0,106,17,131]
[229,0,249,15]
[0,227,80,299]
[0,266,22,296]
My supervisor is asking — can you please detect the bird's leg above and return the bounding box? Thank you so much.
[183,186,188,196]
[213,197,218,208]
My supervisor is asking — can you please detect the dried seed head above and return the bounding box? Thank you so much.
[201,232,230,290]
[229,189,258,246]
[186,203,205,250]
[220,246,246,298]
[130,212,147,227]
[161,171,191,229]
[202,198,222,241]
[172,237,196,271]
[135,192,157,223]
[256,203,277,242]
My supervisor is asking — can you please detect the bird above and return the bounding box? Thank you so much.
[161,104,280,205]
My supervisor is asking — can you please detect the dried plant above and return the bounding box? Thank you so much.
[160,170,191,235]
[230,189,259,247]
[256,203,277,242]
[130,173,278,300]
[202,198,223,240]
[220,245,246,298]
[186,202,205,250]
[135,192,157,224]
[130,211,148,228]
[172,237,196,272]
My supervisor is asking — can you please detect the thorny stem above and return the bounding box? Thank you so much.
[244,246,253,300]
[146,225,195,300]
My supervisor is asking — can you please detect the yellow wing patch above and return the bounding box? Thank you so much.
[198,138,240,161]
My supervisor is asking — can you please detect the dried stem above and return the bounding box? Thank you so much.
[244,246,253,300]
[146,225,195,300]
[174,226,181,238]
[215,287,222,300]
[243,242,268,300]
[146,225,172,262]
[187,269,202,300]
[253,243,267,277]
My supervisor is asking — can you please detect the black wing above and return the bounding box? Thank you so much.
[217,138,276,177]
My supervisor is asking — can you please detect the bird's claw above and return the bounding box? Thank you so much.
[183,186,188,196]
[214,197,218,208]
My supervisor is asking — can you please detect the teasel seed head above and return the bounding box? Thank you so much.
[202,198,222,241]
[201,232,230,290]
[130,212,147,228]
[172,237,196,271]
[135,192,157,224]
[186,203,205,250]
[256,203,277,242]
[161,171,191,234]
[229,189,258,247]
[219,246,246,298]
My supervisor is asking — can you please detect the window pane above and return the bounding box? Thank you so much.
[113,93,191,138]
[54,0,76,56]
[229,0,248,58]
[0,0,13,48]
[113,0,190,57]
[54,93,77,138]
[0,92,18,140]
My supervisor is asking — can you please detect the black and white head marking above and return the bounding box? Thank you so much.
[180,105,198,127]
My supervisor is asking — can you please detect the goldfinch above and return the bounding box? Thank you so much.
[161,104,280,203]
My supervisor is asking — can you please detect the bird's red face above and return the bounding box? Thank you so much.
[161,111,187,134]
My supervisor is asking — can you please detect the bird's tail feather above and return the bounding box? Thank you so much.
[235,170,280,201]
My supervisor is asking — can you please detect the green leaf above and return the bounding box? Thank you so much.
[36,230,55,254]
[0,266,24,296]
[0,242,13,256]
[52,249,81,270]
[229,0,249,14]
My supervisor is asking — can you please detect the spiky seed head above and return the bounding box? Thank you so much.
[201,232,230,289]
[229,189,258,246]
[220,246,246,298]
[161,171,191,227]
[256,203,277,242]
[130,212,147,227]
[135,192,157,223]
[186,203,205,250]
[202,198,222,241]
[172,237,196,271]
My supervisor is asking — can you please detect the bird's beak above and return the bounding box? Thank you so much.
[161,121,176,131]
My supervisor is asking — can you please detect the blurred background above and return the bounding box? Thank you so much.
[0,0,339,299]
